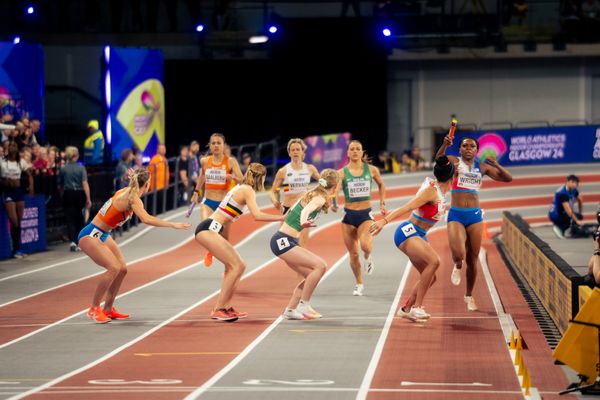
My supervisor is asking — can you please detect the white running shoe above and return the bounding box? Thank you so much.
[297,303,322,319]
[282,308,306,320]
[353,284,364,296]
[364,257,375,275]
[397,307,417,321]
[409,306,431,320]
[451,265,462,286]
[552,225,565,239]
[464,295,478,311]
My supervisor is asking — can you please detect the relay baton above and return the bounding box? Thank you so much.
[448,118,458,140]
[185,201,197,218]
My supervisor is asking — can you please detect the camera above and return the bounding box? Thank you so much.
[594,228,600,242]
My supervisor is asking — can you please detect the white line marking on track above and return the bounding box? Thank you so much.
[400,381,492,386]
[0,207,190,283]
[6,220,345,400]
[356,255,412,400]
[0,221,279,350]
[183,252,350,400]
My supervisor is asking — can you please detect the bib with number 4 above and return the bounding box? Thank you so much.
[277,237,291,251]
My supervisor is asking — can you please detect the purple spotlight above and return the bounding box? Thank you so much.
[382,28,391,37]
[13,36,21,44]
[27,6,34,14]
[195,24,204,32]
[268,25,278,34]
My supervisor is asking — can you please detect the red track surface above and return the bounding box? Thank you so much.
[31,222,349,399]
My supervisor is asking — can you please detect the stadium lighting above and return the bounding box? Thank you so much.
[104,46,111,144]
[27,6,34,14]
[13,36,21,44]
[382,28,391,37]
[249,35,269,44]
[195,24,204,32]
[268,25,278,34]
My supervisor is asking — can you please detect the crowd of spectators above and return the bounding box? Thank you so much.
[560,0,600,42]
[373,146,428,174]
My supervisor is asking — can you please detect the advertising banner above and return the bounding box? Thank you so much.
[451,125,600,166]
[304,133,352,171]
[0,42,45,139]
[105,47,165,162]
[0,195,46,259]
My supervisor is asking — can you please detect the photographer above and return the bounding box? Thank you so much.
[549,175,584,237]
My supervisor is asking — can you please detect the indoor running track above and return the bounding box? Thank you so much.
[0,163,597,400]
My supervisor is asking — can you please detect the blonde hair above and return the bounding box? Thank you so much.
[242,162,266,191]
[302,168,339,213]
[127,167,151,204]
[287,138,307,153]
[64,146,79,162]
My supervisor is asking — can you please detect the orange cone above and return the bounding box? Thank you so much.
[509,330,516,349]
[482,219,490,240]
[516,330,523,350]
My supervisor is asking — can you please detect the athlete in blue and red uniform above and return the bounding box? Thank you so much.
[370,156,455,322]
[436,136,512,311]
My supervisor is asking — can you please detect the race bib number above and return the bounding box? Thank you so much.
[277,237,291,251]
[99,198,112,216]
[88,227,104,239]
[457,172,482,190]
[348,180,370,198]
[208,220,223,233]
[401,223,418,237]
[206,168,227,185]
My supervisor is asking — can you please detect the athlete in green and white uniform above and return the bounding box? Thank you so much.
[270,169,339,320]
[334,140,387,296]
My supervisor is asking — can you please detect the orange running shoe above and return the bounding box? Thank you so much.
[204,252,213,267]
[227,307,248,319]
[105,307,130,320]
[210,308,238,322]
[88,306,111,324]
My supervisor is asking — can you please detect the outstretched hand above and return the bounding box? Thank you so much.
[443,135,453,147]
[172,222,192,230]
[301,219,317,228]
[369,220,386,236]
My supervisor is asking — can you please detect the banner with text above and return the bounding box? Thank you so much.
[0,195,46,259]
[304,133,352,171]
[451,125,600,166]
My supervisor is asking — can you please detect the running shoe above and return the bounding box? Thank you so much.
[13,251,26,259]
[464,295,478,311]
[87,306,111,324]
[227,307,248,319]
[70,242,77,252]
[364,256,375,275]
[204,252,213,267]
[105,307,130,320]
[297,302,322,319]
[352,283,364,296]
[552,225,565,239]
[210,308,238,322]
[396,307,416,321]
[282,308,307,320]
[451,265,462,286]
[409,306,431,320]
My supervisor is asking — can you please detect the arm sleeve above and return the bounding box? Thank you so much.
[558,194,569,203]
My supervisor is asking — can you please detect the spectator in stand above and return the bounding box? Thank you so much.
[375,150,392,174]
[189,140,201,189]
[83,120,105,165]
[0,145,4,159]
[149,144,169,191]
[411,146,427,171]
[60,146,92,252]
[1,140,33,258]
[241,152,252,174]
[133,151,144,170]
[20,146,33,169]
[177,145,190,205]
[33,146,49,172]
[115,149,134,190]
[31,119,41,138]
[400,150,417,173]
[389,151,401,173]
[47,146,60,176]
[549,174,584,237]
[18,125,37,149]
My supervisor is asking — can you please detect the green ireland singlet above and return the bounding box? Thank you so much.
[285,200,321,232]
[342,163,372,202]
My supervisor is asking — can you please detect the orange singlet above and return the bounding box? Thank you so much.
[96,188,134,229]
[204,155,230,191]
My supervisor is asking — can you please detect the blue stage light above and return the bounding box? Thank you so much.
[268,25,278,34]
[382,28,391,37]
[195,24,204,32]
[27,6,34,14]
[13,36,21,44]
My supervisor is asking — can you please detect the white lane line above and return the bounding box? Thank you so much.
[356,252,412,400]
[183,252,350,400]
[0,208,191,283]
[7,220,345,400]
[0,221,279,350]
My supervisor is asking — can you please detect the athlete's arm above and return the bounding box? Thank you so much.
[191,157,207,204]
[331,169,345,212]
[308,164,320,181]
[229,157,244,184]
[300,196,326,227]
[482,157,512,182]
[370,165,388,216]
[243,186,285,221]
[436,135,453,158]
[131,197,191,229]
[561,200,583,226]
[369,187,436,236]
[269,167,285,209]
